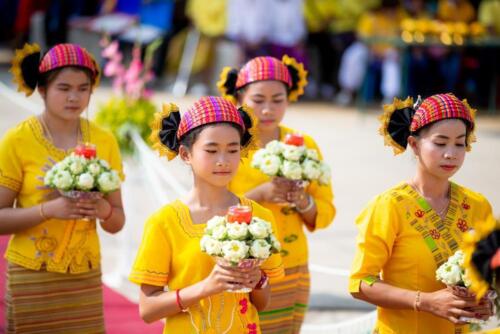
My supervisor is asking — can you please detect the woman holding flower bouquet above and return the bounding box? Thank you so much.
[129,96,284,333]
[349,93,497,333]
[0,43,125,333]
[218,56,336,333]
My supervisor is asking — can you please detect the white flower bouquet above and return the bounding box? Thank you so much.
[44,145,121,200]
[251,134,331,185]
[436,250,494,324]
[200,206,281,292]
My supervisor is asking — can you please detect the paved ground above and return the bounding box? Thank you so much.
[1,72,499,330]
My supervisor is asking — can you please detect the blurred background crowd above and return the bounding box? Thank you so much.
[0,0,499,110]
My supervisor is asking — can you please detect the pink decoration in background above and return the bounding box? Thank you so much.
[100,37,155,100]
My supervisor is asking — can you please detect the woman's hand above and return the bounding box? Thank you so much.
[247,178,292,204]
[420,288,478,324]
[201,264,252,296]
[285,181,308,207]
[75,198,112,220]
[243,266,264,289]
[43,196,85,220]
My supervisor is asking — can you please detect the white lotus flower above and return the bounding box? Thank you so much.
[260,155,281,176]
[248,220,270,239]
[87,162,102,176]
[222,240,249,263]
[200,235,222,256]
[206,216,226,234]
[282,144,305,161]
[251,149,268,168]
[99,159,110,169]
[318,163,331,185]
[306,148,319,161]
[69,157,86,174]
[269,234,281,251]
[302,159,321,181]
[265,140,283,155]
[227,222,249,240]
[212,224,228,240]
[77,173,95,190]
[44,168,56,186]
[97,171,120,193]
[53,170,73,190]
[250,239,271,259]
[281,160,302,180]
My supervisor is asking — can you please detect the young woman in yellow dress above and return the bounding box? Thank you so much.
[218,56,336,333]
[349,93,496,334]
[129,96,284,333]
[0,43,125,333]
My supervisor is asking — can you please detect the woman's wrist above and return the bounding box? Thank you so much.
[98,199,113,221]
[296,195,314,213]
[417,291,431,313]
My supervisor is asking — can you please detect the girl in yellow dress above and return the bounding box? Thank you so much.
[0,43,125,333]
[350,93,496,334]
[218,56,336,333]
[129,96,284,333]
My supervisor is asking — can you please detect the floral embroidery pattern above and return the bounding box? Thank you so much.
[430,229,441,240]
[461,202,470,210]
[239,298,248,314]
[247,323,257,334]
[457,219,468,232]
[415,209,425,218]
[30,228,57,258]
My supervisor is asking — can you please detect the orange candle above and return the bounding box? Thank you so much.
[227,205,252,224]
[284,133,304,146]
[75,143,97,159]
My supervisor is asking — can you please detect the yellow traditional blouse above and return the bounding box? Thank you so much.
[129,198,284,334]
[0,116,124,274]
[228,125,336,269]
[349,181,497,334]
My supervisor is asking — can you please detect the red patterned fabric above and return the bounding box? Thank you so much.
[38,44,99,81]
[177,96,245,139]
[236,56,292,90]
[410,93,474,132]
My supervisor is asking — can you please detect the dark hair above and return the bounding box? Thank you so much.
[179,122,244,151]
[38,66,95,88]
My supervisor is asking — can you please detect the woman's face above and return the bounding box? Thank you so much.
[239,80,288,134]
[39,68,92,121]
[181,124,242,188]
[409,119,467,180]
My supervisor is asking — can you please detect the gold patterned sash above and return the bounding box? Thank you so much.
[393,183,471,267]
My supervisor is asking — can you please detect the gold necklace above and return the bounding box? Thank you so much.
[39,115,81,150]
